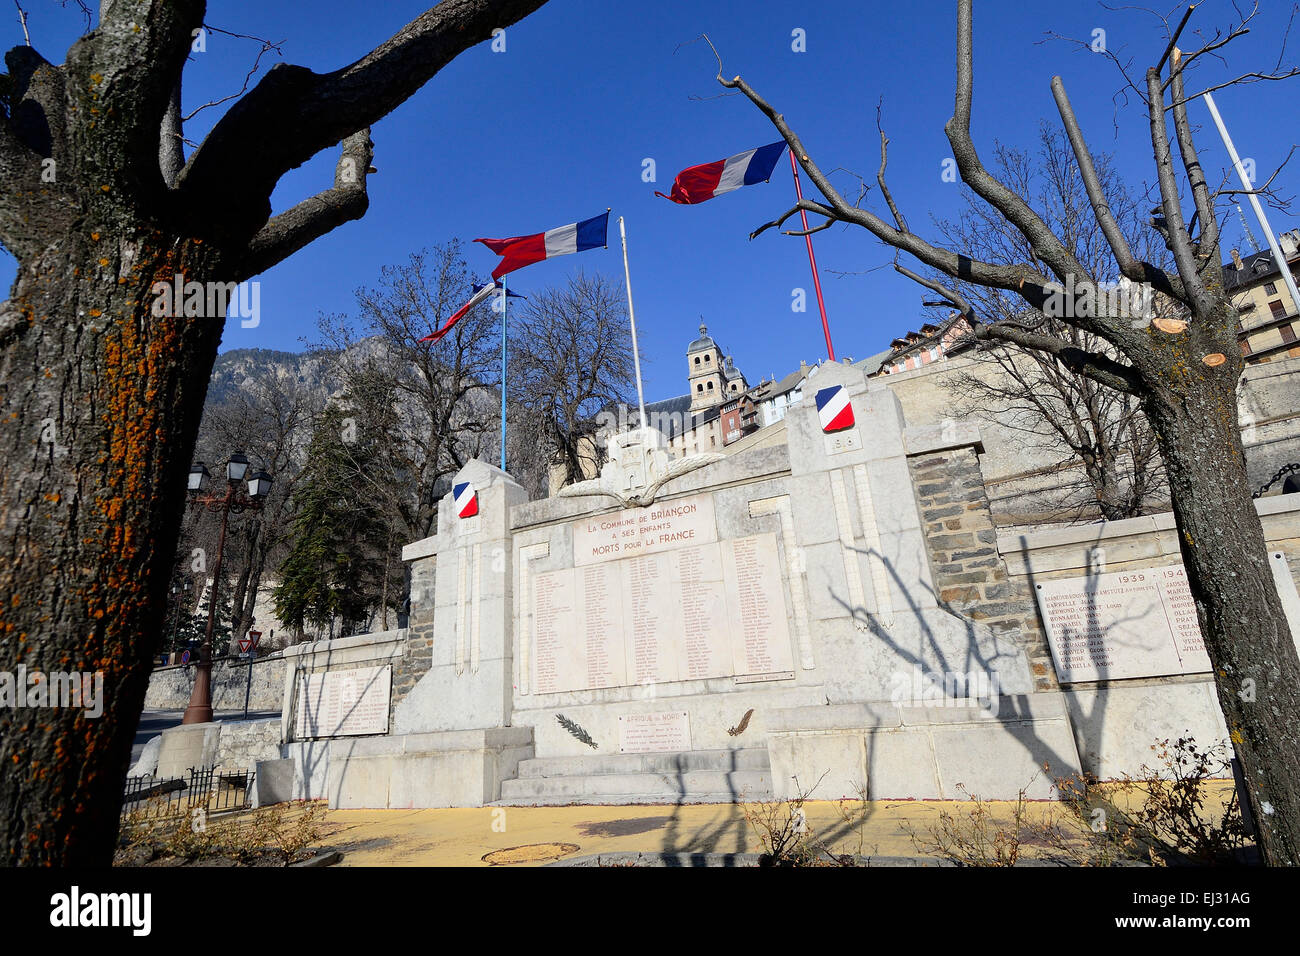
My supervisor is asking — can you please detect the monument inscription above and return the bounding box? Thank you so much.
[530,511,795,694]
[1034,564,1211,682]
[618,711,691,754]
[294,665,392,738]
[573,495,717,566]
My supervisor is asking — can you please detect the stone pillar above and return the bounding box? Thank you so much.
[395,459,529,733]
[766,362,1081,801]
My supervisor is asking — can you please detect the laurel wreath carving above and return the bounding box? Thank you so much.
[556,713,598,750]
[727,708,755,737]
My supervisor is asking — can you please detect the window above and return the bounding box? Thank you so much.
[1265,282,1278,295]
[1241,339,1252,357]
[704,353,711,363]
[1282,324,1297,344]
[707,381,714,390]
[697,383,704,392]
[1271,300,1287,319]
[694,356,700,365]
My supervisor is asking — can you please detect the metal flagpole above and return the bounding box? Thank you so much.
[500,277,508,471]
[789,150,835,362]
[618,215,648,430]
[1204,91,1300,313]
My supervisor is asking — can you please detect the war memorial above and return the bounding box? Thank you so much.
[223,359,1300,810]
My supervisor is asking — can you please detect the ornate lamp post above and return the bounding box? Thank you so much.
[181,453,273,724]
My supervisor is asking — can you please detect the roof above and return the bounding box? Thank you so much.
[853,348,894,377]
[688,323,717,352]
[1224,247,1298,292]
[882,314,975,363]
[631,393,692,438]
[691,405,722,428]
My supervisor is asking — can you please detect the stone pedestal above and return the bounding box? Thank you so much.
[767,693,1081,801]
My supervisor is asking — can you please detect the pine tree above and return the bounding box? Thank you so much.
[275,401,398,638]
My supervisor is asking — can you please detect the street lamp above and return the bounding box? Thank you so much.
[181,452,274,725]
[188,462,211,493]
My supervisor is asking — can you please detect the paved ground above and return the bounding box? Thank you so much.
[293,779,1241,866]
[309,798,1058,866]
[129,708,279,767]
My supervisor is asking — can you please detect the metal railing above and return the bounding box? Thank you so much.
[121,765,255,818]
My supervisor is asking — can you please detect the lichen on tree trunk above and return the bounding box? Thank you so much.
[0,233,226,864]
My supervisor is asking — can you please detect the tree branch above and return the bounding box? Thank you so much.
[1144,63,1212,313]
[177,0,548,240]
[1050,74,1184,300]
[1169,48,1220,276]
[239,129,374,278]
[944,0,1086,285]
[64,0,204,203]
[159,77,184,188]
[971,320,1142,395]
[715,61,1049,296]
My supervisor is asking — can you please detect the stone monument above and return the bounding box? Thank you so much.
[280,360,1080,809]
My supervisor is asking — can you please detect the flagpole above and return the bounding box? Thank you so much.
[1203,91,1300,314]
[500,277,508,472]
[618,214,648,431]
[789,150,836,362]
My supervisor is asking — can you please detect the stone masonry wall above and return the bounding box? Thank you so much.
[391,556,435,715]
[909,445,1056,691]
[143,656,286,712]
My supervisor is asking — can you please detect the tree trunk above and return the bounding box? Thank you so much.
[1143,368,1300,865]
[230,521,265,645]
[0,231,226,865]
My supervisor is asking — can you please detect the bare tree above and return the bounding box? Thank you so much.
[718,0,1300,863]
[194,369,322,649]
[930,126,1168,522]
[314,242,503,543]
[511,270,636,489]
[0,0,550,865]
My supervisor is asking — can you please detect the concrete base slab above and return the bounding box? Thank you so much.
[322,728,534,809]
[768,692,1082,801]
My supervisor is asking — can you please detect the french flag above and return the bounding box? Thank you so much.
[419,280,501,343]
[475,211,609,279]
[655,142,787,205]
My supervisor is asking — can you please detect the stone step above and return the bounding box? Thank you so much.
[498,768,772,806]
[515,748,770,779]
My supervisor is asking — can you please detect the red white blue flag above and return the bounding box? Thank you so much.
[420,281,500,343]
[453,481,479,519]
[815,385,855,433]
[655,142,787,205]
[475,211,609,279]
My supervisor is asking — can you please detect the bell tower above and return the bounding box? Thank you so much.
[687,323,724,412]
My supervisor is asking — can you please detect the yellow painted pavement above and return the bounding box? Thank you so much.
[310,798,1067,867]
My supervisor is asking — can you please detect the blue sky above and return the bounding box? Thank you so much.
[4,0,1299,400]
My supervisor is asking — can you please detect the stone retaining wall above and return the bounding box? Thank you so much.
[143,656,286,712]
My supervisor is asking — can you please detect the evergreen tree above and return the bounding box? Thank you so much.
[275,401,398,638]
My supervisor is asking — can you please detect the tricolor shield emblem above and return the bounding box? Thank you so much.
[452,481,479,519]
[815,385,855,433]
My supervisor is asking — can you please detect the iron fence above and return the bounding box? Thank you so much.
[121,765,255,818]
